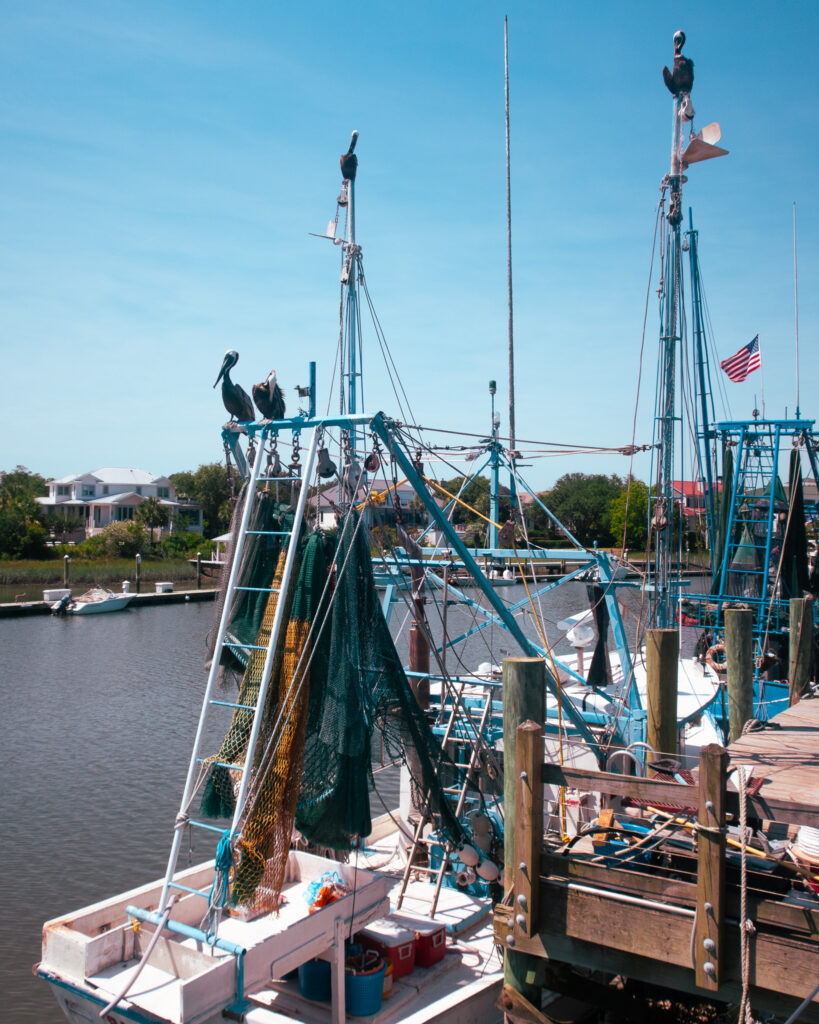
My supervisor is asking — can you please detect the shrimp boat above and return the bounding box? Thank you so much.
[38,35,793,1023]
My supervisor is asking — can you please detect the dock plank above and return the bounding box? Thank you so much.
[727,697,819,826]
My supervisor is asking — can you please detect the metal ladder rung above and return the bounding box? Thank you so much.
[187,819,232,835]
[197,758,245,772]
[245,530,293,536]
[168,881,210,897]
[233,586,281,594]
[224,641,271,651]
[258,476,297,482]
[209,699,256,711]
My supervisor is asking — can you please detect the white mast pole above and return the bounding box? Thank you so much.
[794,200,800,417]
[504,17,516,488]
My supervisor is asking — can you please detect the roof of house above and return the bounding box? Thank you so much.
[92,468,169,485]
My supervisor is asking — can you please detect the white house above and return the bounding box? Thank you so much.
[37,467,202,539]
[309,479,426,531]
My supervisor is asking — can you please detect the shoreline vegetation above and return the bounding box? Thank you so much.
[0,557,218,605]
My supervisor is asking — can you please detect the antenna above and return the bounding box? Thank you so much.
[794,201,800,417]
[504,17,516,486]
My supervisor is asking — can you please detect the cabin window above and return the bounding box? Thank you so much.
[157,486,169,499]
[82,486,94,497]
[94,508,101,524]
[103,486,109,495]
[57,485,69,496]
[135,486,142,496]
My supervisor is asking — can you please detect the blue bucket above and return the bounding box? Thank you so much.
[345,957,386,1016]
[298,958,332,1002]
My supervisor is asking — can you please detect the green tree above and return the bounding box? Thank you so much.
[0,467,50,558]
[546,473,623,545]
[437,474,510,538]
[135,497,170,548]
[170,463,233,537]
[609,478,650,549]
[101,521,145,558]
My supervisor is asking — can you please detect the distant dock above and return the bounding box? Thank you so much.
[0,588,217,618]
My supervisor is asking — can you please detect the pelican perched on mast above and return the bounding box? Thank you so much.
[252,369,286,422]
[213,350,254,423]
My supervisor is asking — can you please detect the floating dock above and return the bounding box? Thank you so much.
[0,588,217,618]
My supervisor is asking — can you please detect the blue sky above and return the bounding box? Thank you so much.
[2,1,817,489]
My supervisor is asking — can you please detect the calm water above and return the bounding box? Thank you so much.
[1,581,607,1021]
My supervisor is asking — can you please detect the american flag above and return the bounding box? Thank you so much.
[720,335,761,382]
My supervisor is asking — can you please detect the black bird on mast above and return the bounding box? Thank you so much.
[252,369,286,421]
[662,29,694,96]
[213,350,254,423]
[340,130,359,182]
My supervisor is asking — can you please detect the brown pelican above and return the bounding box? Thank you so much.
[213,350,254,422]
[340,130,359,182]
[252,369,286,421]
[662,30,694,96]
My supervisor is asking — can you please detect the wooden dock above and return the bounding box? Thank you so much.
[495,693,819,1023]
[0,588,216,618]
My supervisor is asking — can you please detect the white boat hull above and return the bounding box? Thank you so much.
[68,594,134,615]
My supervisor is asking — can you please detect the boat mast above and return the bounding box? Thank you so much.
[340,131,362,455]
[489,380,500,548]
[653,40,688,628]
[504,17,517,505]
[687,208,718,556]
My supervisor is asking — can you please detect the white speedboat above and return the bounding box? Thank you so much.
[53,586,133,615]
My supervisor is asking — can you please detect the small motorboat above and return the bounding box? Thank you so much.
[52,586,134,616]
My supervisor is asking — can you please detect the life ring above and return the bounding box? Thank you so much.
[705,642,727,673]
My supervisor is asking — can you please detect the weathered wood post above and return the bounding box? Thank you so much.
[63,554,70,588]
[725,608,754,741]
[646,628,679,767]
[502,657,545,1008]
[135,552,142,594]
[196,551,202,590]
[514,721,544,939]
[789,595,814,706]
[694,743,727,990]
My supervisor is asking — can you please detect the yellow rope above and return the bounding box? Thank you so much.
[356,477,408,510]
[423,476,502,528]
[421,474,572,839]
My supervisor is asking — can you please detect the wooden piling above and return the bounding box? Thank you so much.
[645,628,679,766]
[135,554,142,594]
[725,608,753,742]
[502,657,545,1008]
[63,555,70,588]
[196,551,202,590]
[789,596,813,706]
[514,721,543,940]
[694,743,727,991]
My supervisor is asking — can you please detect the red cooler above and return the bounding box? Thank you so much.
[358,918,416,979]
[392,913,446,967]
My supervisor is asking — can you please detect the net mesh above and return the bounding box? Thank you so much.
[199,505,467,912]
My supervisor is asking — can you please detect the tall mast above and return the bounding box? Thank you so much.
[340,130,362,455]
[688,208,717,555]
[653,33,689,629]
[489,380,500,548]
[794,200,801,418]
[504,17,517,502]
[652,31,726,628]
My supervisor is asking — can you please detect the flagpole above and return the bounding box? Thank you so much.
[759,333,765,417]
[793,201,800,417]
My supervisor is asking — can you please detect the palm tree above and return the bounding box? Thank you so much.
[135,497,169,548]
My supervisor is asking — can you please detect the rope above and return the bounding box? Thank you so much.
[204,829,235,935]
[736,765,756,1024]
